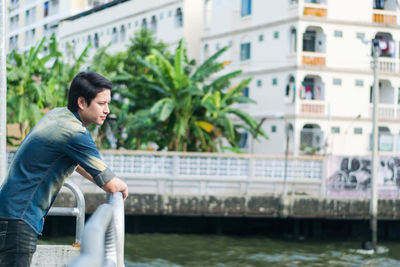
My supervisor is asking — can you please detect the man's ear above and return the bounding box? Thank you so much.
[77,97,87,110]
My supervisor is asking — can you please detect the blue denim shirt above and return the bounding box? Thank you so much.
[0,107,115,234]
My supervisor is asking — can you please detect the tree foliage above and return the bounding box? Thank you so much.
[6,29,267,152]
[6,34,90,144]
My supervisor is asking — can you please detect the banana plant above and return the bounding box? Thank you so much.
[138,39,268,152]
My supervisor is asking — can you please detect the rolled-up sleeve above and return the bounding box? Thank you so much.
[64,131,115,187]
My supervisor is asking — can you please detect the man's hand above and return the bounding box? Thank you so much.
[102,177,128,200]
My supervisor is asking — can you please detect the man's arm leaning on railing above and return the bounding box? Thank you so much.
[75,165,128,200]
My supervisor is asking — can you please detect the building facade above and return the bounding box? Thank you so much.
[6,0,110,52]
[58,0,203,63]
[201,0,400,156]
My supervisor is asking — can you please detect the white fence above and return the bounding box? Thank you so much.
[7,150,324,197]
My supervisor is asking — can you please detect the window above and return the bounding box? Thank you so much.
[286,76,296,103]
[168,10,172,17]
[271,125,277,133]
[160,13,163,20]
[240,42,251,61]
[331,127,340,134]
[9,36,14,50]
[25,9,30,26]
[334,30,343,38]
[242,87,249,98]
[175,8,183,27]
[354,128,363,135]
[203,44,209,60]
[151,16,157,32]
[290,28,297,53]
[355,80,364,87]
[87,35,92,45]
[273,31,279,39]
[111,27,118,44]
[241,0,252,17]
[44,1,49,17]
[238,132,248,148]
[120,25,126,42]
[333,78,342,86]
[356,32,365,39]
[259,34,264,42]
[94,33,99,48]
[303,30,316,52]
[373,0,385,9]
[141,18,148,30]
[30,29,35,45]
[257,80,262,87]
[272,78,278,85]
[216,43,220,50]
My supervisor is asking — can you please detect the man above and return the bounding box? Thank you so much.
[0,71,128,266]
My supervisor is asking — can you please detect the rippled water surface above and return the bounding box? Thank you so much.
[124,234,400,266]
[41,234,400,266]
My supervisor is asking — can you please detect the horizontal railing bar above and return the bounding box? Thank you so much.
[48,207,80,216]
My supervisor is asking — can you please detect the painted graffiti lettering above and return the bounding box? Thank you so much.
[327,156,400,198]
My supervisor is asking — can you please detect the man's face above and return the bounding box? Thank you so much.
[78,89,111,126]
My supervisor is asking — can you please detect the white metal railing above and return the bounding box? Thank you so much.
[6,150,325,197]
[69,192,124,267]
[47,180,85,245]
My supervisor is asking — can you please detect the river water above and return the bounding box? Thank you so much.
[41,234,400,266]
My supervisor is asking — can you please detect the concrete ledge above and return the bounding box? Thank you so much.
[31,245,80,267]
[53,192,400,220]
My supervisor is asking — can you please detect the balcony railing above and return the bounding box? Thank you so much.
[374,57,398,73]
[303,3,327,18]
[302,52,326,67]
[299,100,325,115]
[369,104,400,121]
[372,9,397,24]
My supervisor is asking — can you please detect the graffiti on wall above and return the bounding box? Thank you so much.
[327,156,400,198]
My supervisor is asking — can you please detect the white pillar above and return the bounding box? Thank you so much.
[0,0,7,186]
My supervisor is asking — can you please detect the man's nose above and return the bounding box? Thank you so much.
[104,104,110,114]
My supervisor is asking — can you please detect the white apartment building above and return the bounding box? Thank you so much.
[6,0,110,52]
[201,0,400,156]
[58,0,203,63]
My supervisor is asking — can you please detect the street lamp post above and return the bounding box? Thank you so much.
[283,122,290,197]
[370,39,380,251]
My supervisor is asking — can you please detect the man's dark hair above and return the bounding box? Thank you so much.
[67,71,113,112]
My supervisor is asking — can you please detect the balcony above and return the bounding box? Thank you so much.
[303,3,327,18]
[369,104,400,121]
[373,57,398,73]
[302,52,326,67]
[299,100,325,115]
[372,9,397,24]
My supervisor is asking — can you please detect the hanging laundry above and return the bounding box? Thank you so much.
[378,39,388,51]
[305,86,312,100]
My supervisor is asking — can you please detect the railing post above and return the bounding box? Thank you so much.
[173,155,179,178]
[63,181,85,245]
